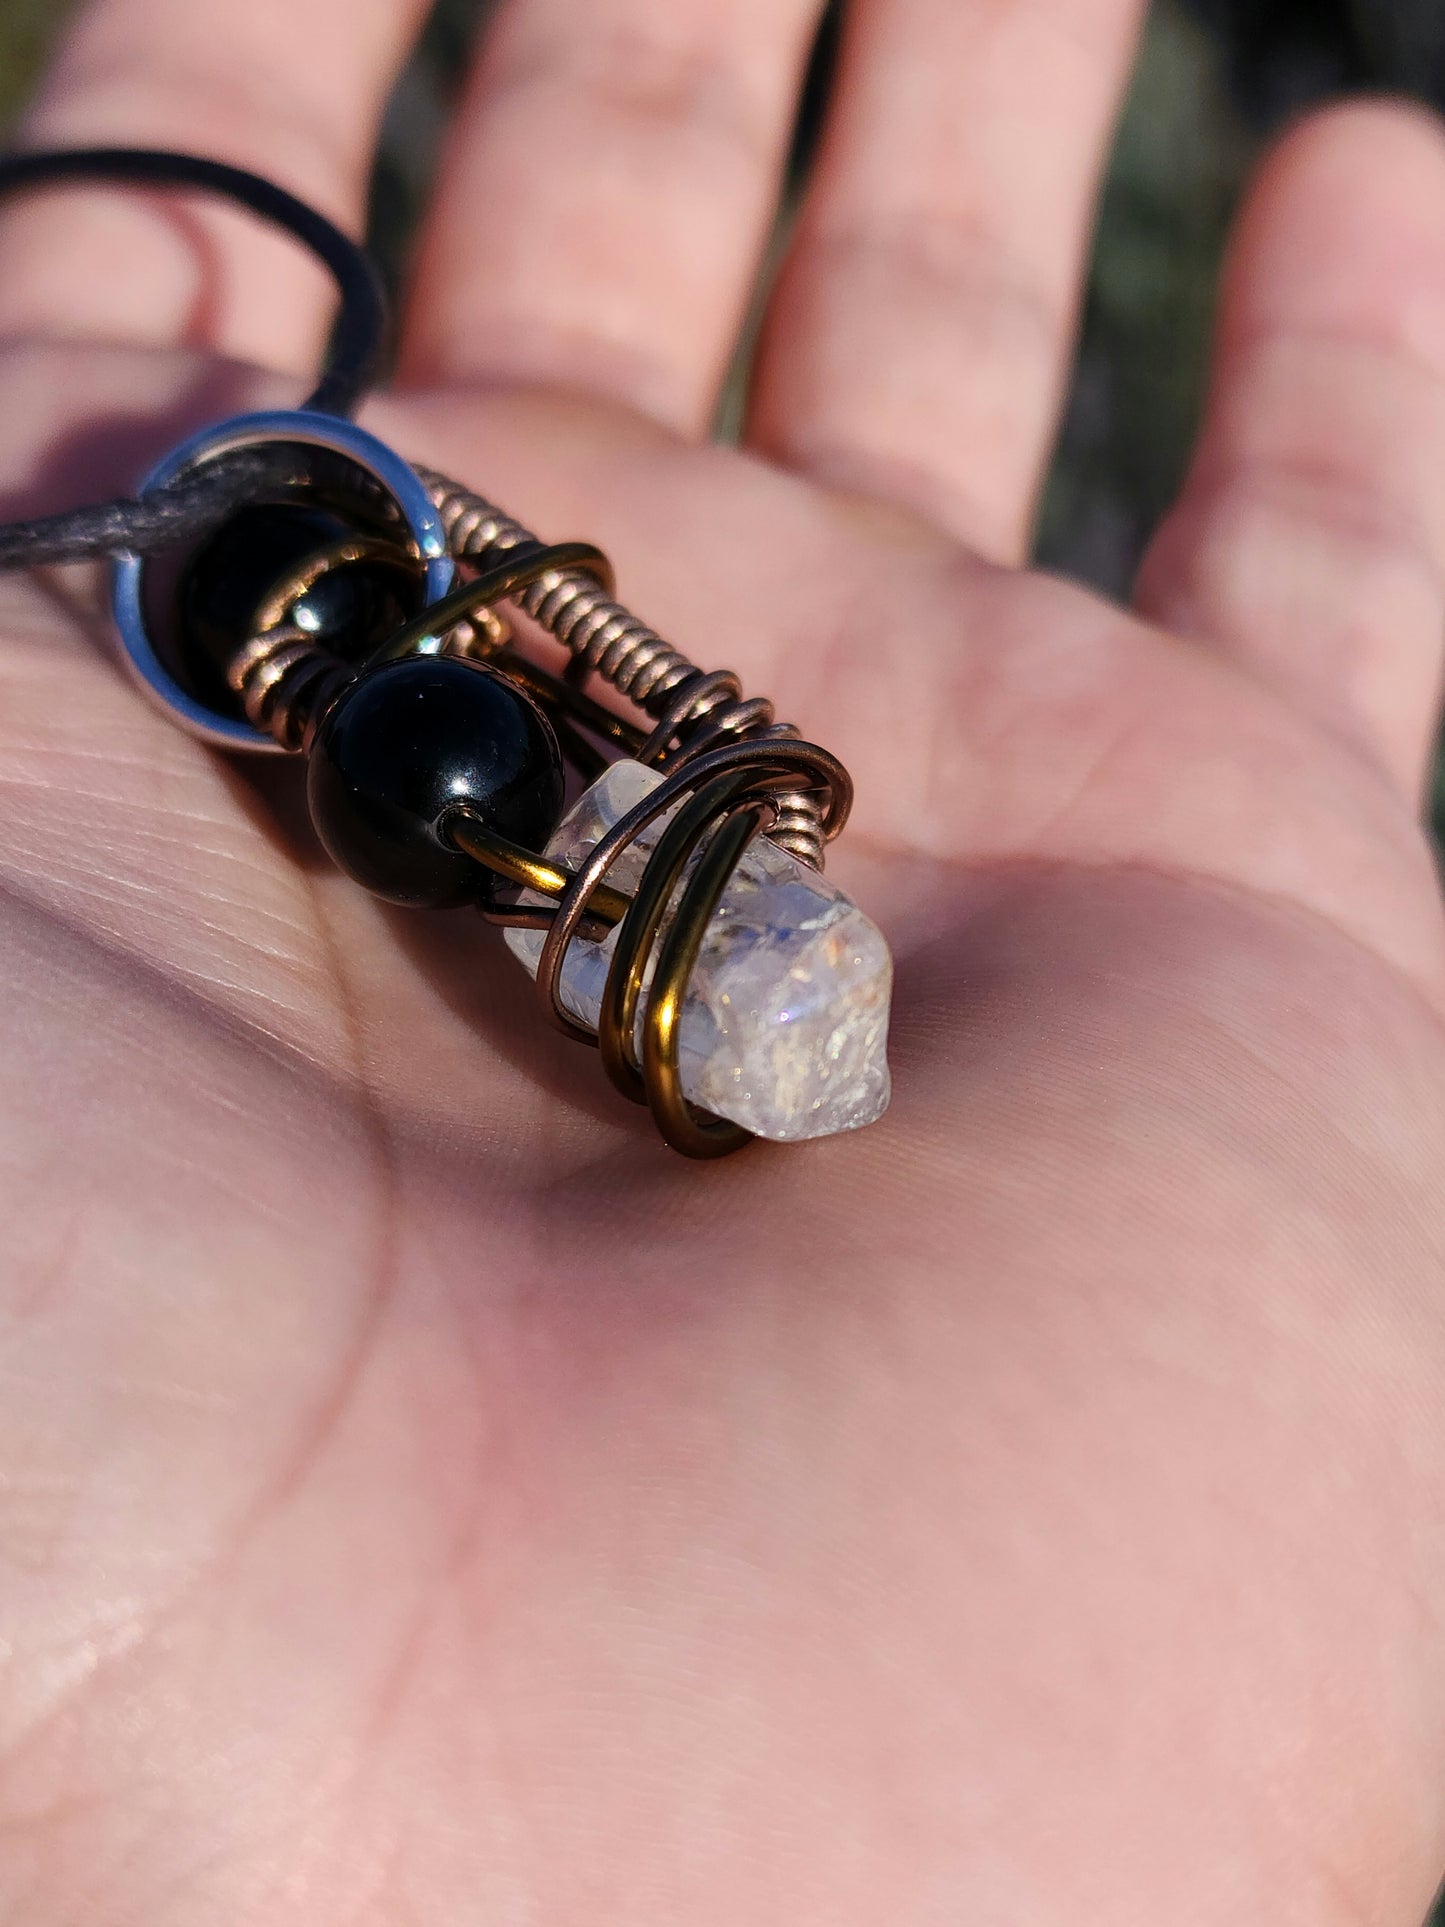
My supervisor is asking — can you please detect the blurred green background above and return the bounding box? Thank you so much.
[0,6,1442,1912]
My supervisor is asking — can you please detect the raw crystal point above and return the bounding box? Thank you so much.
[505,760,893,1141]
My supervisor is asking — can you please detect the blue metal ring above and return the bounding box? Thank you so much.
[111,410,455,754]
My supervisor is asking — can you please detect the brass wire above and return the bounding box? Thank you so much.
[376,542,614,662]
[251,533,421,634]
[516,740,846,1155]
[598,772,769,1159]
[642,802,766,1159]
[205,467,854,1156]
[418,469,828,869]
[444,811,633,930]
[0,151,856,1156]
[224,533,429,748]
[597,772,764,1106]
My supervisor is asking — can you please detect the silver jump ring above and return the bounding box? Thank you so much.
[110,410,455,754]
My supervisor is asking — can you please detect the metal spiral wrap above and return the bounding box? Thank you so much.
[199,460,853,1157]
[222,526,425,750]
[223,455,830,868]
[225,624,354,751]
[0,145,868,1157]
[418,468,827,871]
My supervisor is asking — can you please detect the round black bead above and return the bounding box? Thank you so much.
[176,503,424,719]
[306,656,565,908]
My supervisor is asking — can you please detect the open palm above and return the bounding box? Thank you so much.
[4,0,1445,1921]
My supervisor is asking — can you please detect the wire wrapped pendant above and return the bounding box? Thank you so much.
[0,146,893,1157]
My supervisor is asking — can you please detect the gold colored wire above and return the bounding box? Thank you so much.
[251,533,422,635]
[443,810,633,928]
[204,460,854,1157]
[493,647,647,758]
[597,772,767,1158]
[490,646,645,785]
[530,738,849,1057]
[376,542,614,662]
[225,532,426,749]
[513,741,845,1153]
[597,772,759,1105]
[641,802,766,1159]
[419,468,829,867]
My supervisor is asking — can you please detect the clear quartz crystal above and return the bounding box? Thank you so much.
[505,759,892,1141]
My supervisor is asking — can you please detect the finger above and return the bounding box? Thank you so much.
[398,0,825,434]
[746,0,1148,562]
[0,0,427,379]
[1138,103,1445,803]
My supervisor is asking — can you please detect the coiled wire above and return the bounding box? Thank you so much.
[418,469,827,871]
[208,462,854,1156]
[450,739,850,1158]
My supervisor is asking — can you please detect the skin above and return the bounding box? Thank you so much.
[0,0,1444,1920]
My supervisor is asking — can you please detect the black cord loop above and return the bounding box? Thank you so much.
[0,148,390,569]
[0,147,387,419]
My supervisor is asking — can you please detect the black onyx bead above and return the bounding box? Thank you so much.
[177,504,424,719]
[306,656,565,908]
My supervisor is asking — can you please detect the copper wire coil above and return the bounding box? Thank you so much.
[453,738,851,1158]
[418,468,827,869]
[226,623,354,750]
[205,477,852,1156]
[204,451,827,867]
[223,529,429,749]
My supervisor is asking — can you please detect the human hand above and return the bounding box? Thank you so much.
[3,1,1445,1921]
